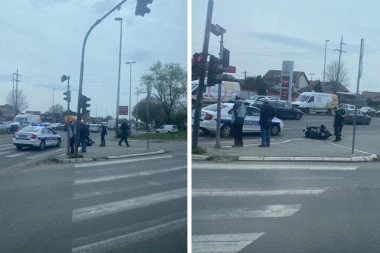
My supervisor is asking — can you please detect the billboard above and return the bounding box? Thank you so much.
[119,106,128,115]
[280,61,294,101]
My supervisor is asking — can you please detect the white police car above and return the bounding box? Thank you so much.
[199,103,284,138]
[13,124,61,150]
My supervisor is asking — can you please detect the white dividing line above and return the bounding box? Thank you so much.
[0,144,13,148]
[192,188,328,197]
[72,188,186,223]
[0,150,13,156]
[72,218,186,253]
[192,233,264,253]
[26,148,65,159]
[74,175,186,200]
[6,152,31,158]
[193,205,302,220]
[74,155,173,168]
[331,142,372,154]
[193,163,358,171]
[0,146,14,152]
[74,165,186,185]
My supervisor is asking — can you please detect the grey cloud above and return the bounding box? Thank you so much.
[124,49,154,62]
[250,32,319,49]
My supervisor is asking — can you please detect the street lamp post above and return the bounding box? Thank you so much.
[323,40,329,92]
[53,88,56,122]
[115,17,123,138]
[125,61,136,127]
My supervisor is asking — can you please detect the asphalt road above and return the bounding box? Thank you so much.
[192,161,380,253]
[197,114,380,155]
[0,151,187,253]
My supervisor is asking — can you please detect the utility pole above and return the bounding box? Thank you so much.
[242,71,247,82]
[323,39,329,92]
[11,73,16,117]
[115,17,123,138]
[192,0,214,150]
[334,36,346,86]
[14,70,21,115]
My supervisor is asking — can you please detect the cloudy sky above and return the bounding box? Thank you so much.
[0,0,187,117]
[192,0,380,93]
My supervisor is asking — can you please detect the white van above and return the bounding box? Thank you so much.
[291,92,338,114]
[156,125,178,134]
[10,114,41,131]
[107,120,116,130]
[191,80,240,104]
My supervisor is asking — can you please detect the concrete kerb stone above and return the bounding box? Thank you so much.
[106,149,167,159]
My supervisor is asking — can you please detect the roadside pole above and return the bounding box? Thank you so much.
[66,78,70,155]
[192,0,213,150]
[352,38,364,154]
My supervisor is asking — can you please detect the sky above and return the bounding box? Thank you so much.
[0,0,187,118]
[192,0,380,93]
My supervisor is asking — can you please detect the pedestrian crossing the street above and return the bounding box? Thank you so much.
[192,162,359,253]
[71,156,187,253]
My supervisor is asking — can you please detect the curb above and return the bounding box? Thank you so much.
[58,149,167,163]
[193,154,378,162]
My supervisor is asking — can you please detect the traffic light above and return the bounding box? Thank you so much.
[192,52,203,81]
[63,91,71,102]
[222,48,230,68]
[80,95,91,115]
[135,0,153,16]
[207,55,223,86]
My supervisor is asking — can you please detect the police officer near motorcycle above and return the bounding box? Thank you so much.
[333,104,346,142]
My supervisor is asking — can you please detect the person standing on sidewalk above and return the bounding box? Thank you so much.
[232,95,246,147]
[333,105,346,142]
[79,120,88,153]
[69,121,75,153]
[259,97,275,147]
[99,123,107,146]
[118,120,130,147]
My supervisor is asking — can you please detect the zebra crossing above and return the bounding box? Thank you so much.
[192,162,359,253]
[71,155,187,253]
[0,143,65,159]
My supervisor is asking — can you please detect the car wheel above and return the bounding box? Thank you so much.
[39,141,45,151]
[295,113,302,120]
[16,145,22,150]
[305,108,310,114]
[56,138,61,147]
[220,125,232,138]
[271,125,280,136]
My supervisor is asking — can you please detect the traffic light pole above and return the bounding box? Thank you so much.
[215,31,225,149]
[74,0,128,156]
[66,77,70,155]
[192,0,213,150]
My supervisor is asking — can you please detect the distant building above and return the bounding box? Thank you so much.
[361,91,380,107]
[299,81,350,94]
[0,104,13,121]
[262,70,309,94]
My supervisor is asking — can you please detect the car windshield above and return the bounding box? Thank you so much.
[295,95,310,102]
[18,126,38,133]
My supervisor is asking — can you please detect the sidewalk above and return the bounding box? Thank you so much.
[193,138,379,162]
[56,135,168,163]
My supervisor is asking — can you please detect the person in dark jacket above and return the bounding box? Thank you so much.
[333,105,346,142]
[118,121,130,147]
[99,123,107,146]
[259,97,276,147]
[79,120,88,152]
[69,121,75,153]
[232,95,246,147]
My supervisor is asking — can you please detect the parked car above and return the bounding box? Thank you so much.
[243,96,278,108]
[197,102,283,138]
[12,125,61,150]
[248,100,304,120]
[359,107,376,117]
[344,109,371,125]
[340,103,356,110]
[50,123,65,130]
[376,110,380,117]
[156,124,178,133]
[0,121,11,132]
[89,124,101,133]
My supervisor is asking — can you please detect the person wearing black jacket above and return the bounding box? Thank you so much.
[118,121,130,147]
[99,123,107,146]
[259,98,276,147]
[333,105,346,142]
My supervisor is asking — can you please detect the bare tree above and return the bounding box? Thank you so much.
[6,89,29,113]
[140,61,187,124]
[49,104,64,115]
[326,60,350,89]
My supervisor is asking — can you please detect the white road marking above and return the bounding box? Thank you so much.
[331,142,372,154]
[26,148,65,159]
[193,204,302,220]
[0,144,13,148]
[0,150,13,156]
[192,188,328,197]
[6,152,31,158]
[74,155,173,168]
[72,188,186,223]
[74,175,186,200]
[72,218,186,253]
[192,233,264,253]
[74,165,186,185]
[193,163,358,171]
[0,146,14,151]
